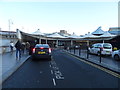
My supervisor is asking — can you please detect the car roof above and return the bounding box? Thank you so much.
[93,43,111,45]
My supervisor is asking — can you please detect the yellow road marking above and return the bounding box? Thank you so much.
[65,51,120,78]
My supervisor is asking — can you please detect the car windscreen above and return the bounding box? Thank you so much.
[35,44,49,48]
[103,44,112,49]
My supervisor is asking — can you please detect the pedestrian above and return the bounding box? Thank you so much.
[67,46,69,51]
[15,40,22,60]
[26,42,30,53]
[10,41,14,54]
[21,42,25,54]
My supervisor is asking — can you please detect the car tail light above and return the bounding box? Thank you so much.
[32,48,35,53]
[49,48,51,53]
[100,47,104,51]
[40,47,44,49]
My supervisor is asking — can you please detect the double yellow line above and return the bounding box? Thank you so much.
[66,52,120,78]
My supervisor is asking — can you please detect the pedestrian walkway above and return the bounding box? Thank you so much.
[63,49,120,74]
[0,51,30,85]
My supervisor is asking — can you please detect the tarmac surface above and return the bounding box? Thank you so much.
[64,49,120,74]
[0,48,120,88]
[2,49,120,88]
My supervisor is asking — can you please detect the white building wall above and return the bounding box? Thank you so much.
[0,34,18,54]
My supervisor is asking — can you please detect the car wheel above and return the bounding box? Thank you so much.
[114,55,120,61]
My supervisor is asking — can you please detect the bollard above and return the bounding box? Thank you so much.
[87,46,89,59]
[99,47,102,63]
[70,47,71,52]
[70,46,72,53]
[79,46,81,56]
[74,46,75,54]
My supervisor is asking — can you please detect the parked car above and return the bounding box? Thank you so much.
[31,44,52,60]
[88,43,112,56]
[112,49,120,61]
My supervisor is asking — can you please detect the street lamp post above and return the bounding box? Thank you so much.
[8,19,13,36]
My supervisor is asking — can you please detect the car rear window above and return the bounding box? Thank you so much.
[35,44,50,48]
[103,44,112,49]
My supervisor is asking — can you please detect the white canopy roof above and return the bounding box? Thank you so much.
[92,26,105,35]
[46,32,66,38]
[83,32,99,38]
[99,31,116,38]
[31,29,44,35]
[67,32,81,38]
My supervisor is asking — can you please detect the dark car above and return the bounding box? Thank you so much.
[31,44,52,60]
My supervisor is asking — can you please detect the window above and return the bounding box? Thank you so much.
[103,44,112,49]
[94,44,98,48]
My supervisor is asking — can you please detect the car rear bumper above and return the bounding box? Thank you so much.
[101,51,112,55]
[32,54,51,59]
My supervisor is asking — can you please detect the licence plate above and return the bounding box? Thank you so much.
[106,51,110,54]
[38,52,45,54]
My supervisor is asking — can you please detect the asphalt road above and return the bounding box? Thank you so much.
[70,49,120,69]
[2,49,120,88]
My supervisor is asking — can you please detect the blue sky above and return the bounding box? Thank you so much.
[0,1,118,35]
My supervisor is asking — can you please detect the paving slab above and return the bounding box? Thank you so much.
[0,51,30,86]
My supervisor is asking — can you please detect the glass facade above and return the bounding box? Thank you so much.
[108,27,120,35]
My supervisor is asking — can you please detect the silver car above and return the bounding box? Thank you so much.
[112,49,120,61]
[89,43,112,56]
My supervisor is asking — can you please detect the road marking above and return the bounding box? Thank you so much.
[51,70,53,74]
[39,71,42,74]
[54,71,64,80]
[52,78,56,86]
[66,52,120,78]
[50,59,64,80]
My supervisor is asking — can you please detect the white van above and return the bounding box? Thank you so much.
[89,43,112,55]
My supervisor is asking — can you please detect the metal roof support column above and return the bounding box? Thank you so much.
[39,37,41,44]
[87,40,89,47]
[71,40,73,46]
[46,39,47,44]
[56,39,58,47]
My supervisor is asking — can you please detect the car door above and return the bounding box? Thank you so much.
[93,44,99,54]
[118,50,120,57]
[89,44,94,54]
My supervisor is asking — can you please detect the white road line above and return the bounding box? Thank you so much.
[52,78,56,86]
[51,70,53,74]
[49,64,51,68]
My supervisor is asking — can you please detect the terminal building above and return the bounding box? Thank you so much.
[108,27,120,35]
[0,30,18,53]
[1,27,120,53]
[108,27,120,49]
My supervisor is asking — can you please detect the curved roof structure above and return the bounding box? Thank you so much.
[31,29,44,36]
[83,32,99,38]
[67,32,80,38]
[92,26,105,35]
[99,31,116,38]
[46,32,66,38]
